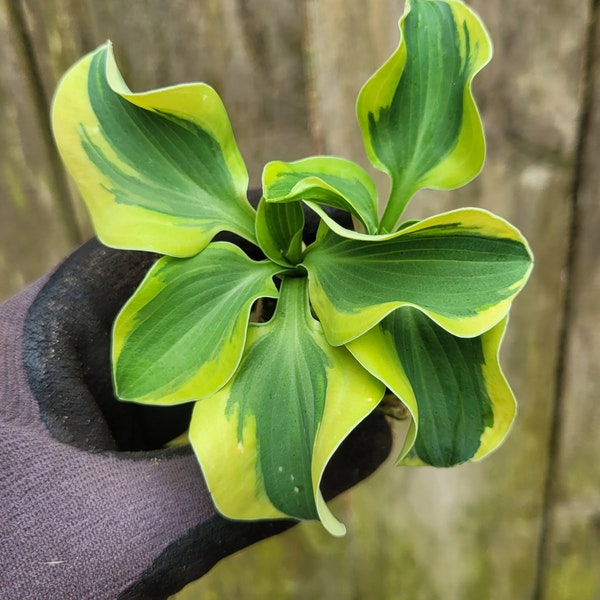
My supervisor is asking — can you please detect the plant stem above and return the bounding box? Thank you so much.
[379,177,414,233]
[273,275,311,329]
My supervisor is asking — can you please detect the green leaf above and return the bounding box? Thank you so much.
[255,197,305,266]
[113,242,280,404]
[263,157,380,235]
[51,42,255,257]
[189,276,384,535]
[348,310,516,467]
[357,0,492,231]
[303,208,533,345]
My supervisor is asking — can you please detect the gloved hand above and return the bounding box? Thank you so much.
[0,198,392,600]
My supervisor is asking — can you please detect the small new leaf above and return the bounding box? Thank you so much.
[255,198,305,266]
[263,157,380,235]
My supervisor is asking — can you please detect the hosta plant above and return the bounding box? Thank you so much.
[52,0,533,536]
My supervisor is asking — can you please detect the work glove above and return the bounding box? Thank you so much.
[0,196,392,600]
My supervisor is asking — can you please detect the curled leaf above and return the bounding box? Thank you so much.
[113,242,280,404]
[255,198,305,267]
[190,277,384,535]
[263,157,380,234]
[357,0,492,230]
[303,208,533,345]
[52,42,255,256]
[349,311,515,466]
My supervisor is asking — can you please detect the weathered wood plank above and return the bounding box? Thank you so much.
[541,4,600,597]
[186,1,587,598]
[0,0,83,302]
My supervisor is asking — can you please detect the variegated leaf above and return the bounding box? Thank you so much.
[348,310,516,466]
[190,276,384,535]
[113,242,280,404]
[303,208,533,345]
[357,0,492,231]
[52,42,255,256]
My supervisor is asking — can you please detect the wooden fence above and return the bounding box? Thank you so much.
[1,0,598,598]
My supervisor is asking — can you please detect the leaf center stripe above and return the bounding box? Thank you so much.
[82,51,238,220]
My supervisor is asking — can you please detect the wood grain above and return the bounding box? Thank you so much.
[541,3,600,597]
[0,0,82,301]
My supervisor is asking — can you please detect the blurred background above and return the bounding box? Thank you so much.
[1,0,598,598]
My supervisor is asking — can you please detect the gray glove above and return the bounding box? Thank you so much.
[0,210,392,599]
